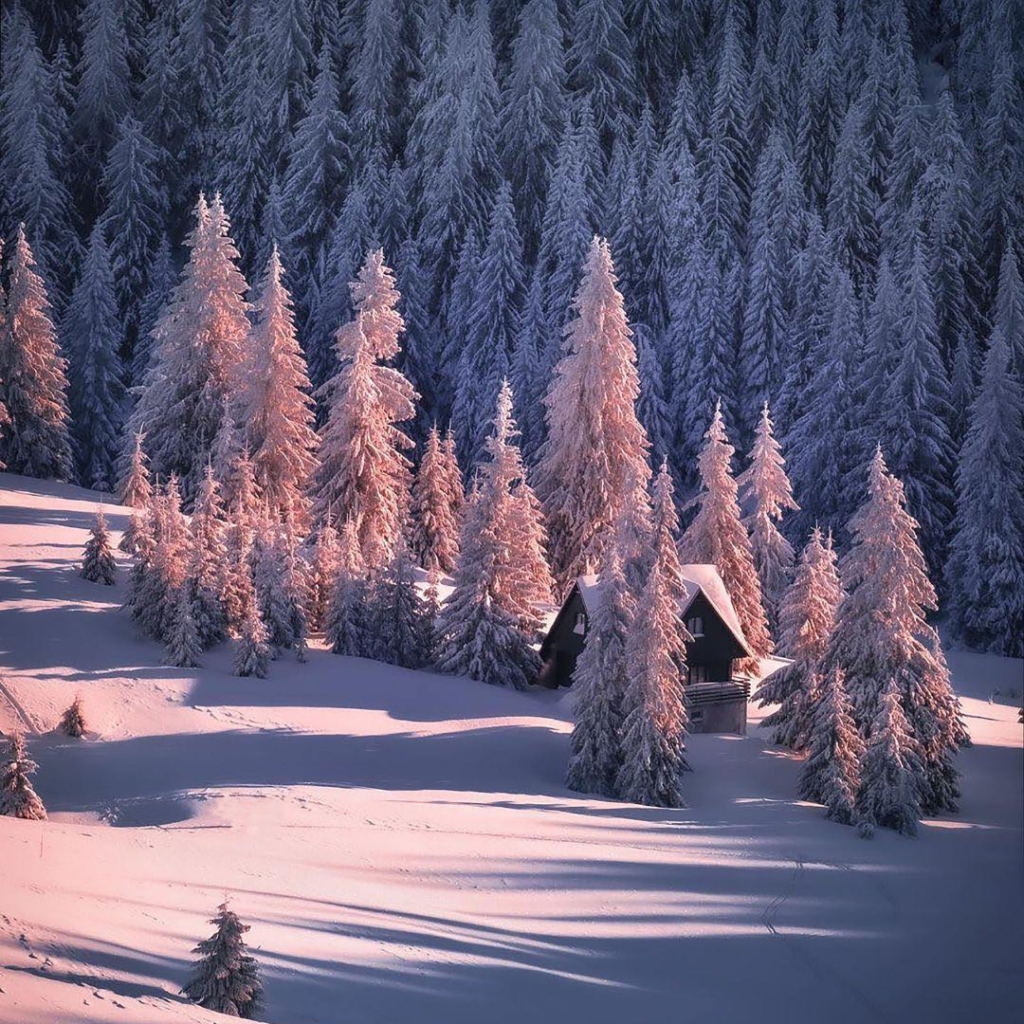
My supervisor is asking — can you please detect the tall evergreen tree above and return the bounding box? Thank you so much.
[310,250,417,570]
[946,328,1024,657]
[0,226,73,480]
[678,403,772,666]
[80,509,117,585]
[65,223,124,490]
[410,425,461,574]
[537,237,650,592]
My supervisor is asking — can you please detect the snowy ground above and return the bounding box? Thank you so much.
[0,473,1020,1024]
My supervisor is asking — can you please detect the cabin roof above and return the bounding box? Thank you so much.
[575,563,753,657]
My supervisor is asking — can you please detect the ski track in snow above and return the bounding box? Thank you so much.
[1,474,1021,1024]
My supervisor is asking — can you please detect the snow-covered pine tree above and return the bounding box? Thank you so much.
[440,427,465,521]
[537,236,650,593]
[325,518,373,658]
[100,115,167,360]
[856,678,924,836]
[410,425,461,574]
[566,530,634,797]
[678,402,772,668]
[58,694,87,738]
[187,463,228,647]
[310,249,417,570]
[649,458,685,599]
[737,403,798,636]
[798,666,864,825]
[308,514,340,632]
[233,586,272,679]
[65,222,124,490]
[0,732,46,820]
[80,509,117,585]
[759,527,842,751]
[372,534,432,670]
[829,448,966,816]
[182,902,262,1018]
[118,432,152,510]
[129,195,250,501]
[436,381,553,689]
[453,181,524,470]
[946,327,1024,657]
[164,581,203,669]
[220,450,260,636]
[0,226,73,480]
[615,555,689,808]
[240,247,318,527]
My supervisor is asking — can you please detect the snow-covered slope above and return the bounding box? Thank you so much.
[1,473,1021,1024]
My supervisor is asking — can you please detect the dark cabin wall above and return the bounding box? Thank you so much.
[540,588,746,689]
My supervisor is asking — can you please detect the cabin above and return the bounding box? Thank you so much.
[538,564,753,734]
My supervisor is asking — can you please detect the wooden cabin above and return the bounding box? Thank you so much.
[539,564,753,734]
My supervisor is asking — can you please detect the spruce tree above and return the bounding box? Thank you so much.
[828,448,966,816]
[0,732,46,820]
[798,666,864,825]
[856,679,924,837]
[737,403,798,635]
[240,247,318,526]
[80,509,117,585]
[325,519,373,658]
[410,426,461,574]
[65,223,124,491]
[678,403,772,666]
[118,433,153,511]
[436,382,553,689]
[373,535,432,670]
[0,227,73,480]
[566,531,634,797]
[182,903,262,1018]
[188,463,228,647]
[615,557,689,808]
[234,588,272,679]
[759,527,842,751]
[946,328,1024,657]
[164,582,203,669]
[310,250,417,570]
[130,196,251,502]
[308,515,340,633]
[537,237,650,592]
[58,694,88,738]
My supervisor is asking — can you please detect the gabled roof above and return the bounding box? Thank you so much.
[575,563,753,657]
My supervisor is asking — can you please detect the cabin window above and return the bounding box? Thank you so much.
[690,708,705,723]
[689,664,708,684]
[573,612,587,635]
[687,616,704,637]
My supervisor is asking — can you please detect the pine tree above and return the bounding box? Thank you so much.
[240,248,318,525]
[252,517,298,652]
[182,903,262,1018]
[80,509,117,585]
[58,694,87,738]
[233,588,272,679]
[679,403,772,666]
[737,403,798,635]
[410,425,461,574]
[499,0,566,258]
[117,434,152,554]
[0,227,73,480]
[615,557,689,808]
[0,732,46,820]
[946,328,1024,657]
[759,527,842,750]
[185,463,227,646]
[130,196,251,502]
[798,666,864,825]
[856,679,924,836]
[100,115,168,359]
[73,0,131,180]
[220,451,260,635]
[308,515,340,632]
[994,238,1024,378]
[65,223,124,491]
[350,0,402,165]
[325,519,373,658]
[538,237,650,592]
[263,0,313,141]
[828,448,966,815]
[310,250,417,570]
[164,582,203,668]
[453,182,525,470]
[436,382,553,689]
[131,232,176,384]
[373,535,431,669]
[566,532,634,797]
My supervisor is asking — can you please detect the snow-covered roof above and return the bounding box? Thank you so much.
[576,564,753,657]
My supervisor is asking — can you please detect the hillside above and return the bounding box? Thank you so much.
[0,472,1021,1024]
